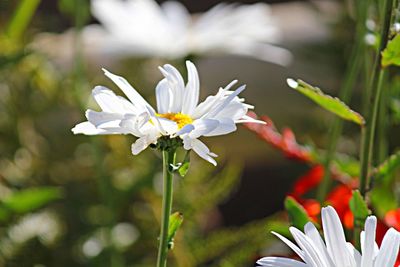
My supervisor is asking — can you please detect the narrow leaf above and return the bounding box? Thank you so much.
[167,212,183,249]
[287,79,365,125]
[382,34,400,67]
[374,150,400,180]
[2,187,62,214]
[178,151,190,177]
[284,196,311,229]
[349,190,370,228]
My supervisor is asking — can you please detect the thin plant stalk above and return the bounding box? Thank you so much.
[7,0,41,41]
[376,72,389,164]
[316,23,365,202]
[157,149,177,267]
[359,0,394,197]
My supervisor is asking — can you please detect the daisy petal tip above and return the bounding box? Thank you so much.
[185,60,194,67]
[287,78,298,88]
[71,127,78,135]
[366,215,377,224]
[321,205,334,213]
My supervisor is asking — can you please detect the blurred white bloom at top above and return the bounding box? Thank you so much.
[83,0,291,66]
[72,61,264,165]
[257,206,400,267]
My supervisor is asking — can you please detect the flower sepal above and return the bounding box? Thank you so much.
[151,136,183,152]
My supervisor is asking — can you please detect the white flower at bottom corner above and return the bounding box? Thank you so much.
[72,60,264,166]
[257,206,400,267]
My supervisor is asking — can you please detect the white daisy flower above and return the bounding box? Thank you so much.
[72,61,263,165]
[257,206,400,267]
[82,0,291,66]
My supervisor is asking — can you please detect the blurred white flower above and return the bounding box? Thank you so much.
[72,61,263,165]
[257,206,400,267]
[83,0,291,65]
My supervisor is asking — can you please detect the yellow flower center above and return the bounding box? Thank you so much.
[157,113,193,129]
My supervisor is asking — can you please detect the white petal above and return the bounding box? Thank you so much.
[189,119,219,139]
[102,68,152,112]
[361,216,377,267]
[271,231,306,262]
[119,112,151,137]
[235,114,266,124]
[85,110,124,128]
[183,138,217,165]
[304,222,335,267]
[203,118,237,137]
[182,61,200,115]
[321,206,353,267]
[155,79,172,114]
[158,118,178,135]
[160,0,190,29]
[192,80,238,119]
[205,84,246,118]
[346,242,361,267]
[257,257,307,267]
[92,86,136,114]
[158,64,185,113]
[72,121,121,135]
[290,227,328,267]
[374,228,400,267]
[174,124,195,136]
[212,100,247,121]
[131,134,157,155]
[145,106,168,135]
[229,42,292,67]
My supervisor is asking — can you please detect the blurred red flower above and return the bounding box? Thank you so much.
[244,112,312,162]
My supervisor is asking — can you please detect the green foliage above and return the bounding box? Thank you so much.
[370,152,400,217]
[374,150,400,180]
[330,152,360,177]
[284,196,312,229]
[192,217,286,267]
[287,79,365,125]
[168,212,183,249]
[382,34,400,67]
[349,190,370,228]
[0,187,62,219]
[178,151,190,177]
[370,185,398,217]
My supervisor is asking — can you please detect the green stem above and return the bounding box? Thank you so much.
[7,0,41,41]
[376,72,389,164]
[316,16,365,202]
[360,69,387,195]
[359,0,394,197]
[157,149,176,267]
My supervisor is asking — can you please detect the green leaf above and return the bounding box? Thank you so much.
[287,79,365,125]
[333,153,360,177]
[370,185,397,217]
[1,187,63,214]
[178,151,190,177]
[382,34,400,67]
[167,212,183,250]
[374,150,400,181]
[349,190,370,228]
[284,196,311,229]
